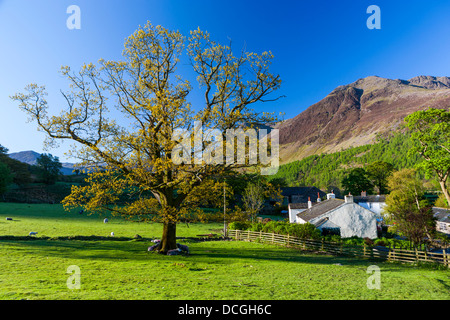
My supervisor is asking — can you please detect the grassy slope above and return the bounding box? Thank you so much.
[0,203,449,300]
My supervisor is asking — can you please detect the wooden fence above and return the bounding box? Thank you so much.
[228,229,449,267]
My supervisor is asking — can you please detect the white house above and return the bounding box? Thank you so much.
[295,195,378,239]
[433,207,450,234]
[288,192,337,223]
[353,193,386,219]
[288,203,309,223]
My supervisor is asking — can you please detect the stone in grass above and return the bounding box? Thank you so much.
[176,243,189,254]
[147,243,190,255]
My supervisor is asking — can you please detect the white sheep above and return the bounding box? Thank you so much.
[110,232,115,237]
[103,218,108,223]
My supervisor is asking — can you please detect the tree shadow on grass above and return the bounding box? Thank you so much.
[190,241,391,268]
[0,238,401,271]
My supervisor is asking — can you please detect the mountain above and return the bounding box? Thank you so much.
[276,75,450,164]
[8,150,41,165]
[8,151,77,175]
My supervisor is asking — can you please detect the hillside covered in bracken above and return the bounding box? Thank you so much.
[276,75,450,164]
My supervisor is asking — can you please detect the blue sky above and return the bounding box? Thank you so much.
[1,0,450,162]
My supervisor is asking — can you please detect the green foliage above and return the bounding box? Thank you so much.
[373,237,427,250]
[341,167,374,195]
[36,153,62,185]
[242,182,265,222]
[405,107,450,205]
[269,132,420,190]
[0,162,12,196]
[228,221,252,231]
[434,193,449,208]
[366,161,394,194]
[0,144,32,186]
[384,168,436,246]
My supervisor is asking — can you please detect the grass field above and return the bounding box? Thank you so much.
[0,203,449,300]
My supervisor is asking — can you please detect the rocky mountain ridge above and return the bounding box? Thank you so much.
[276,75,450,164]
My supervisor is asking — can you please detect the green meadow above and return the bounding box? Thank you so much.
[0,203,449,300]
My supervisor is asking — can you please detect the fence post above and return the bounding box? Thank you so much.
[363,243,367,258]
[415,248,419,263]
[444,249,448,268]
[272,232,275,244]
[287,234,290,247]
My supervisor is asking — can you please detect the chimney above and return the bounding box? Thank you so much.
[308,197,312,209]
[345,193,354,203]
[361,191,367,197]
[317,192,321,202]
[326,191,335,200]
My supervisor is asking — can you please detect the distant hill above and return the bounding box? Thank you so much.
[275,75,450,164]
[8,150,41,165]
[8,151,77,175]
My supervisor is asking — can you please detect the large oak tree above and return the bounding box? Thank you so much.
[11,22,282,253]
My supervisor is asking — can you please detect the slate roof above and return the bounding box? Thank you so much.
[297,198,344,222]
[353,195,386,203]
[288,203,309,210]
[433,207,450,223]
[313,217,340,229]
[281,187,326,202]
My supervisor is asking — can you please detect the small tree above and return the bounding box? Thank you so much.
[366,161,394,194]
[242,182,265,222]
[341,167,374,195]
[384,168,436,246]
[36,153,62,185]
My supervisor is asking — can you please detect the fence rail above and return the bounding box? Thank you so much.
[228,229,449,267]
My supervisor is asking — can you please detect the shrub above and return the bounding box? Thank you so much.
[321,227,341,237]
[323,234,342,243]
[228,221,251,230]
[374,238,387,247]
[287,223,321,239]
[343,236,362,246]
[249,222,264,232]
[364,237,374,246]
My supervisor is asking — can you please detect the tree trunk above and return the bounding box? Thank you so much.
[439,180,450,207]
[159,221,177,254]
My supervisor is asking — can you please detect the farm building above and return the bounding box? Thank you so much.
[291,194,378,239]
[433,207,450,234]
[288,191,336,223]
[262,186,326,215]
[280,187,326,205]
[353,192,386,218]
